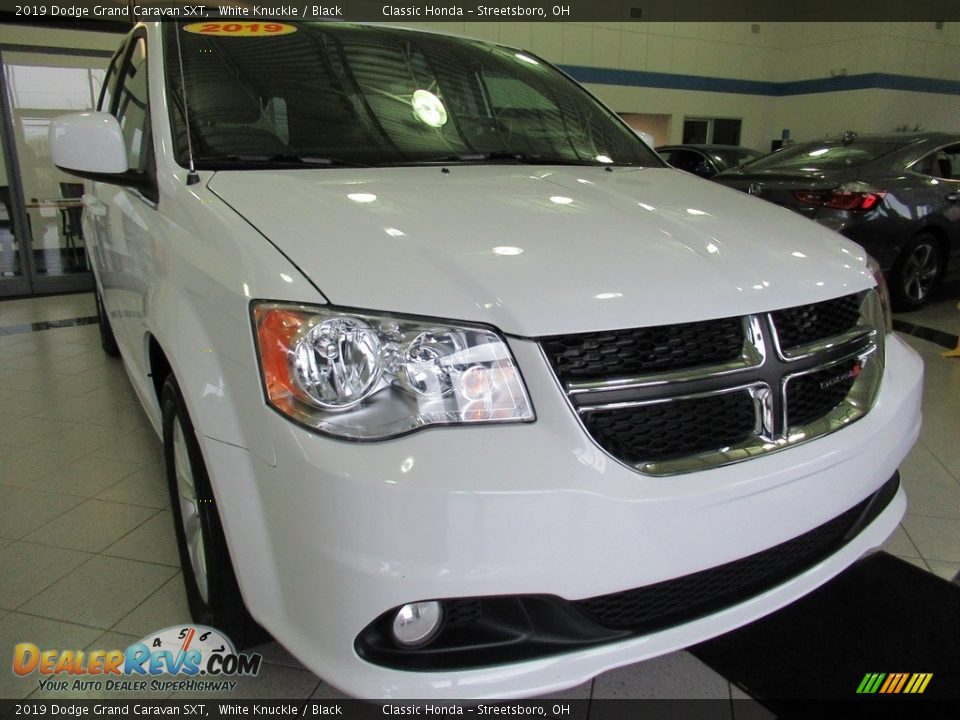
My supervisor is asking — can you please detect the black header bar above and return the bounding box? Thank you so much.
[2,0,960,23]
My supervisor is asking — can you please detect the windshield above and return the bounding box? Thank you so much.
[744,141,905,172]
[164,23,660,169]
[710,148,762,169]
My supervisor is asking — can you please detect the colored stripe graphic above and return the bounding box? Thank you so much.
[907,673,933,694]
[858,672,932,694]
[857,673,886,693]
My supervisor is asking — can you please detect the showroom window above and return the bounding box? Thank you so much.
[683,117,742,145]
[0,38,114,297]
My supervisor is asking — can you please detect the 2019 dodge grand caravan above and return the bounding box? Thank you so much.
[49,21,922,699]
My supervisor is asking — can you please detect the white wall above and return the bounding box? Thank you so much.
[585,83,775,151]
[0,25,122,52]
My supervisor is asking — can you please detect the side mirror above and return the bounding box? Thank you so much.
[50,112,155,199]
[50,112,128,175]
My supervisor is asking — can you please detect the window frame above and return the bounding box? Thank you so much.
[911,142,960,182]
[97,39,128,113]
[108,29,158,203]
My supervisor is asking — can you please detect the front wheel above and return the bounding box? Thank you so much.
[161,375,265,648]
[891,233,943,311]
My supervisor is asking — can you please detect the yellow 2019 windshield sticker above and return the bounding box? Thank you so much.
[183,22,297,37]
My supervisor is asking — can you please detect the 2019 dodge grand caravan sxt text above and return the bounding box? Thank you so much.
[49,21,922,699]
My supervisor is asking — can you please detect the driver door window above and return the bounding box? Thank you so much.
[114,38,151,173]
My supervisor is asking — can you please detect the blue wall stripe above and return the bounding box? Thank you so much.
[559,65,960,97]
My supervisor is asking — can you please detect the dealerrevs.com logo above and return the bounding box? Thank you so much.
[13,625,262,693]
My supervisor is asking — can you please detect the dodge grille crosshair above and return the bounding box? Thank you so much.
[541,291,884,475]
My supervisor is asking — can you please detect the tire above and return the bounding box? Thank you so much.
[161,375,267,648]
[95,288,120,357]
[891,233,944,311]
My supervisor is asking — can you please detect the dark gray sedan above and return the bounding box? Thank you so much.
[656,144,763,179]
[713,132,960,309]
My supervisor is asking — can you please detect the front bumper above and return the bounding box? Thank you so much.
[199,333,922,699]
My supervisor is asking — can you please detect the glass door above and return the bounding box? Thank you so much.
[0,47,110,296]
[0,122,29,295]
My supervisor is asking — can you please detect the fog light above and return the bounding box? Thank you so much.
[392,601,443,646]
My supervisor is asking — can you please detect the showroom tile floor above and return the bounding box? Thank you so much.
[1,289,959,708]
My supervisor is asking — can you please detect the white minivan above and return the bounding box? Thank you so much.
[50,21,922,699]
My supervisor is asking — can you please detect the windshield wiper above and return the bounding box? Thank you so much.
[193,154,371,169]
[267,154,372,168]
[409,151,633,167]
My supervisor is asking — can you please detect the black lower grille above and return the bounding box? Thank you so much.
[445,599,483,627]
[574,480,890,632]
[583,391,756,465]
[771,292,864,352]
[787,362,859,427]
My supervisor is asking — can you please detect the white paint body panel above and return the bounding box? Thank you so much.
[69,23,922,699]
[204,335,920,698]
[209,165,875,336]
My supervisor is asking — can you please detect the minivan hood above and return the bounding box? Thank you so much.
[210,166,874,337]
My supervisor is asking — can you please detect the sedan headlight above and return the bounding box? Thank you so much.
[252,303,534,439]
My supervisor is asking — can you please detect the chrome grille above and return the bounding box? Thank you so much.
[771,293,864,354]
[543,291,884,475]
[541,317,744,382]
[583,390,757,464]
[785,361,859,428]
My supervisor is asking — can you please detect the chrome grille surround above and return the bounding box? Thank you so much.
[543,290,885,476]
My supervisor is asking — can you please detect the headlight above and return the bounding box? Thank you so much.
[866,254,893,334]
[253,303,535,439]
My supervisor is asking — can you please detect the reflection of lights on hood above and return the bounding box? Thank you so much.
[493,246,523,256]
[280,273,294,283]
[706,243,719,254]
[400,457,414,473]
[808,148,830,157]
[577,178,594,185]
[638,202,656,211]
[594,292,623,300]
[515,53,539,65]
[686,208,708,215]
[550,195,573,205]
[347,192,377,203]
[412,89,447,127]
[384,227,406,237]
[595,154,613,163]
[792,251,807,258]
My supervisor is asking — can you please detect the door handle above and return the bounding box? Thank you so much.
[82,194,107,216]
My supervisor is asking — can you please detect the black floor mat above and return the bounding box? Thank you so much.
[691,552,960,712]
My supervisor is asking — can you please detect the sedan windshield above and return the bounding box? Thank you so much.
[710,148,762,169]
[745,141,906,172]
[164,23,660,169]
